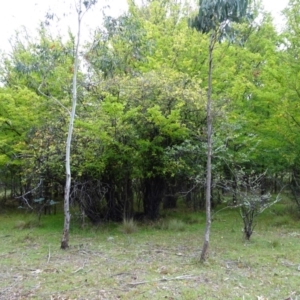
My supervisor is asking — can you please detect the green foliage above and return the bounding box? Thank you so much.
[2,28,75,100]
[190,0,254,33]
[1,0,300,225]
[0,87,44,165]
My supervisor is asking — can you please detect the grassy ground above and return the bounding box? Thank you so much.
[0,203,300,299]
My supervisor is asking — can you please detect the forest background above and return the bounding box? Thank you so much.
[1,0,300,298]
[1,0,300,235]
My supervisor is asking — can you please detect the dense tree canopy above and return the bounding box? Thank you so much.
[0,0,299,225]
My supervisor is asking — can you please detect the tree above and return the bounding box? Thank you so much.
[75,67,204,221]
[0,87,45,202]
[221,14,285,192]
[190,0,254,262]
[82,1,208,221]
[61,0,97,249]
[230,169,281,240]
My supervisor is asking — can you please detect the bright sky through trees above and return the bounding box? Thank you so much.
[0,0,288,53]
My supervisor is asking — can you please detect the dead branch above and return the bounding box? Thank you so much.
[127,274,198,287]
[72,261,87,274]
[15,178,44,210]
[47,245,51,264]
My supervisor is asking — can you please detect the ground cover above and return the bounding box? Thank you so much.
[0,204,299,299]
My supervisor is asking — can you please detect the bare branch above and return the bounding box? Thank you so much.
[38,81,71,115]
[15,178,44,210]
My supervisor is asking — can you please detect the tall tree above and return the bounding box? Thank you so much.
[190,0,254,261]
[61,0,97,249]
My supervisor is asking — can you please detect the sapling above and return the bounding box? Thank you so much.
[232,170,282,240]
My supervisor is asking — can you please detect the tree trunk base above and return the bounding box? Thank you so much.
[61,241,69,249]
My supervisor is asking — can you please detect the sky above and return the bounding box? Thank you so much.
[0,0,289,53]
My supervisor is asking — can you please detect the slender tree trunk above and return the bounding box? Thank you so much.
[61,3,82,250]
[200,31,216,262]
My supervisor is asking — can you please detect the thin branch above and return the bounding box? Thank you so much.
[72,261,86,273]
[3,121,22,136]
[127,275,198,287]
[15,178,44,210]
[258,185,286,214]
[289,113,300,129]
[212,203,242,217]
[38,81,71,115]
[47,245,51,264]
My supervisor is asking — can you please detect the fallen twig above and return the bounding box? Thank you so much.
[72,261,86,274]
[127,274,198,287]
[47,245,51,264]
[111,272,132,277]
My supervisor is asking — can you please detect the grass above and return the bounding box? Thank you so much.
[120,218,138,234]
[0,204,299,299]
[151,218,187,231]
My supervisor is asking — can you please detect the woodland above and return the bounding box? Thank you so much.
[1,1,300,298]
[1,0,300,246]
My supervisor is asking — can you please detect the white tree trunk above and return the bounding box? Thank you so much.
[61,2,83,250]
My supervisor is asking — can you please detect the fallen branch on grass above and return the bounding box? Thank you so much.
[127,274,198,287]
[72,261,87,274]
[47,245,51,264]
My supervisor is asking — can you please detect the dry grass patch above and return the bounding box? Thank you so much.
[119,218,138,234]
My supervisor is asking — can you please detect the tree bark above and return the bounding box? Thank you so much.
[61,2,82,249]
[200,31,216,262]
